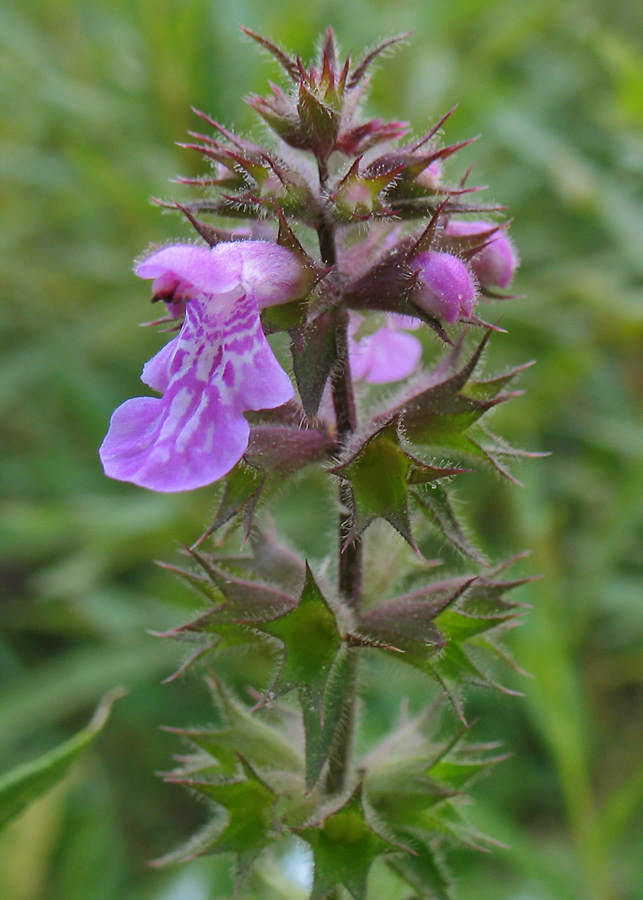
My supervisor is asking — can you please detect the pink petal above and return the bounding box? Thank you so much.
[350,326,423,384]
[100,287,293,492]
[141,336,179,393]
[137,241,312,309]
[136,243,242,295]
[239,242,314,308]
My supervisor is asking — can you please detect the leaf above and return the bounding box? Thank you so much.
[419,429,522,484]
[168,556,298,632]
[463,360,535,402]
[298,81,339,159]
[376,332,510,445]
[348,33,412,88]
[262,300,309,333]
[240,27,300,81]
[155,560,224,604]
[366,758,458,831]
[436,604,519,642]
[356,577,475,651]
[245,425,334,474]
[0,688,123,829]
[297,785,399,900]
[433,642,521,697]
[206,526,306,594]
[197,426,333,544]
[428,756,505,791]
[206,462,265,538]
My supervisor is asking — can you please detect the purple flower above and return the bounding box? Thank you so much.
[412,251,478,324]
[349,314,423,384]
[100,241,311,492]
[445,220,518,289]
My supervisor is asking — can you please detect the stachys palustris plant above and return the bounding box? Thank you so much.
[100,27,536,900]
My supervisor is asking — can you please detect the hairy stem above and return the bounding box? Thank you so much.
[316,204,362,613]
[317,164,361,797]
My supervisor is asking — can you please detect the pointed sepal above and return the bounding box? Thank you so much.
[165,757,277,875]
[329,421,417,549]
[302,646,356,788]
[290,312,337,418]
[166,677,303,776]
[257,565,344,714]
[296,784,402,900]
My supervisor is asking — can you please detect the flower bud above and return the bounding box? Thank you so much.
[445,220,518,289]
[414,159,443,191]
[412,251,477,324]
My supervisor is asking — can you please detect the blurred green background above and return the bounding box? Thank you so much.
[1,0,643,898]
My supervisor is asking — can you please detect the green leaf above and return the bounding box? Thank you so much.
[206,526,306,594]
[262,300,309,333]
[436,605,517,642]
[366,758,458,831]
[356,577,474,655]
[434,641,521,697]
[177,547,298,625]
[428,757,504,791]
[297,785,399,900]
[463,360,535,402]
[0,688,123,829]
[418,429,522,484]
[154,560,224,604]
[245,425,333,474]
[297,81,340,159]
[207,462,265,537]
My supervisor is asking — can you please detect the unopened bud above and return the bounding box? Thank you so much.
[412,251,478,323]
[414,159,443,190]
[445,220,518,289]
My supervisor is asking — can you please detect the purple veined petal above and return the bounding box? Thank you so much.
[350,325,423,385]
[100,286,294,492]
[141,336,179,393]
